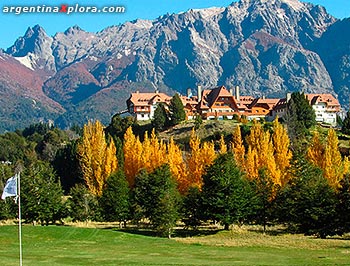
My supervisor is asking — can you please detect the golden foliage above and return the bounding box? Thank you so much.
[307,131,324,168]
[77,120,118,196]
[219,135,227,154]
[186,128,217,190]
[272,119,292,186]
[231,126,245,168]
[123,127,143,187]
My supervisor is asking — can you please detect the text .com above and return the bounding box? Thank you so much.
[3,4,126,15]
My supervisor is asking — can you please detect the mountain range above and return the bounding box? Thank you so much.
[0,0,349,132]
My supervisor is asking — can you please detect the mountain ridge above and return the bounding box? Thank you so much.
[0,0,349,132]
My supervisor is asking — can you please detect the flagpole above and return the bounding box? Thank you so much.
[17,172,22,266]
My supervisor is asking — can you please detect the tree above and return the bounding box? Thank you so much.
[53,140,83,194]
[152,103,169,132]
[186,129,216,190]
[285,92,316,141]
[99,170,130,225]
[166,137,188,194]
[105,114,134,140]
[123,127,143,187]
[335,175,350,235]
[21,162,66,225]
[276,154,337,238]
[169,93,186,126]
[77,120,118,196]
[323,128,342,188]
[307,130,324,168]
[202,153,253,230]
[67,184,100,222]
[272,119,292,186]
[181,187,203,229]
[218,135,227,154]
[341,110,350,135]
[231,126,245,168]
[245,121,281,188]
[132,165,180,238]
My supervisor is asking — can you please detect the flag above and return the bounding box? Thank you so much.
[1,174,18,200]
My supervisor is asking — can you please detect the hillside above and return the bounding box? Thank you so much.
[1,0,349,132]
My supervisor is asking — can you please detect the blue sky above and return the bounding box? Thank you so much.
[0,0,349,49]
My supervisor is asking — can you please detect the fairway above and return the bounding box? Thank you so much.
[0,225,350,266]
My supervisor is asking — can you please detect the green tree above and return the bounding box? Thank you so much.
[21,162,66,225]
[335,175,350,235]
[53,140,83,194]
[151,103,169,132]
[285,92,316,141]
[181,186,203,229]
[202,153,253,230]
[341,111,350,135]
[105,114,135,140]
[169,93,186,126]
[67,184,100,222]
[276,154,337,238]
[99,170,130,225]
[132,165,180,237]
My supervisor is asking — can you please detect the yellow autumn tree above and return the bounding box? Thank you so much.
[272,119,292,186]
[245,120,281,187]
[219,135,227,154]
[307,130,324,168]
[166,137,188,193]
[123,127,143,187]
[148,129,167,172]
[231,125,245,167]
[77,120,118,196]
[186,128,216,190]
[323,128,342,188]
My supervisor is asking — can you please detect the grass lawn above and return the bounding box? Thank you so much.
[0,225,350,266]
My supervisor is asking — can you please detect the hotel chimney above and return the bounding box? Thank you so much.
[286,92,291,102]
[230,87,234,96]
[187,88,192,98]
[235,85,240,102]
[197,85,202,101]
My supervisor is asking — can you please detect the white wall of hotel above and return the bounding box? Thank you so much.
[312,103,337,126]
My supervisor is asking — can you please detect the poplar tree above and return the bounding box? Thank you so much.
[219,135,227,154]
[231,126,245,168]
[307,131,324,168]
[123,127,143,187]
[77,120,118,196]
[272,119,292,186]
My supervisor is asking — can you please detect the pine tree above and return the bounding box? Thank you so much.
[341,110,350,135]
[152,103,169,132]
[202,153,253,230]
[169,93,186,126]
[77,120,118,196]
[99,170,130,225]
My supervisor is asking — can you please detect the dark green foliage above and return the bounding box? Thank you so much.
[52,140,83,194]
[105,115,135,140]
[67,184,100,222]
[22,123,53,138]
[194,115,203,130]
[181,186,203,229]
[169,93,186,126]
[0,132,35,164]
[341,111,350,135]
[285,92,316,141]
[202,153,253,230]
[21,162,66,225]
[152,103,169,132]
[132,165,181,237]
[276,155,337,238]
[249,168,275,232]
[99,171,130,224]
[335,175,350,235]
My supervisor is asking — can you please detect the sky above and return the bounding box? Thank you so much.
[0,0,349,49]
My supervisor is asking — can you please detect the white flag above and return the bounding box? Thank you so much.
[1,174,18,200]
